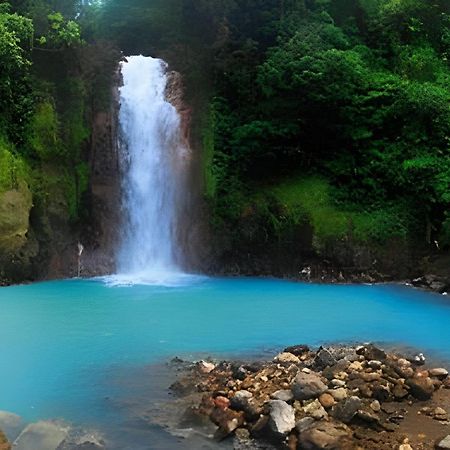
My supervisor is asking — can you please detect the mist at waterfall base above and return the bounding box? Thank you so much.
[113,55,190,286]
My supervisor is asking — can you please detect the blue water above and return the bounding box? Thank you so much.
[0,276,448,442]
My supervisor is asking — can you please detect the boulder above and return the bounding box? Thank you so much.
[357,344,386,361]
[14,421,70,450]
[437,435,450,449]
[230,390,253,411]
[430,368,449,379]
[271,390,294,402]
[314,348,338,370]
[197,360,215,374]
[274,352,300,364]
[406,376,435,400]
[267,400,295,436]
[283,345,310,356]
[296,417,315,434]
[210,407,244,440]
[298,420,352,450]
[331,396,362,423]
[292,372,327,401]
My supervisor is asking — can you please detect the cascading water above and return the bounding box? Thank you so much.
[115,55,189,284]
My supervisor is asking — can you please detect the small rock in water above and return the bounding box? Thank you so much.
[267,400,295,436]
[291,372,327,401]
[197,360,215,374]
[283,344,310,356]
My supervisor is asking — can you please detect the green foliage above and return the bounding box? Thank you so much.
[26,101,61,160]
[0,136,30,192]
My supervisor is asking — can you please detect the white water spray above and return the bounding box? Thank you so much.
[115,55,189,284]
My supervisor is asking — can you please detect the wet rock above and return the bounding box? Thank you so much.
[274,352,300,364]
[430,368,449,379]
[214,396,230,410]
[406,376,435,400]
[292,372,328,401]
[197,360,215,374]
[210,407,244,440]
[230,390,253,410]
[296,417,316,433]
[271,390,294,402]
[14,421,70,450]
[314,348,338,370]
[332,396,362,423]
[319,393,336,409]
[357,344,386,361]
[0,430,10,450]
[284,345,310,356]
[393,383,409,399]
[267,400,295,436]
[298,420,352,450]
[0,411,22,442]
[56,430,106,450]
[437,435,450,449]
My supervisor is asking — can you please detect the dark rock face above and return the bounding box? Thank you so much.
[331,397,362,423]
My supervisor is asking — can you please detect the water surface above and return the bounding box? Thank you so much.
[0,277,448,446]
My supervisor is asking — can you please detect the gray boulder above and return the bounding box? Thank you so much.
[267,400,295,436]
[292,372,327,401]
[331,396,362,423]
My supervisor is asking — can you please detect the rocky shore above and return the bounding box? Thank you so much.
[166,344,450,449]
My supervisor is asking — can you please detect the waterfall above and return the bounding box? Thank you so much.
[115,55,189,284]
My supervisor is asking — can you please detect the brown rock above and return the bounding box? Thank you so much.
[299,420,352,449]
[210,407,244,440]
[406,376,435,400]
[319,393,336,408]
[0,430,10,450]
[214,396,230,410]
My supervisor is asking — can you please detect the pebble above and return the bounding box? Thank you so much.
[331,379,346,387]
[330,387,348,401]
[319,392,336,408]
[437,435,450,449]
[370,400,381,412]
[430,368,449,378]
